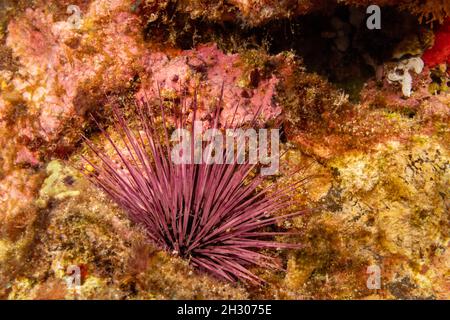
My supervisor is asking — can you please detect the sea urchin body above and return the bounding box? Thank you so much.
[82,89,307,283]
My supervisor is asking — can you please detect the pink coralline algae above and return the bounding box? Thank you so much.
[5,4,145,145]
[423,18,450,68]
[14,146,40,168]
[137,44,283,128]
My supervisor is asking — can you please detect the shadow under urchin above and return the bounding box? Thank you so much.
[81,86,309,284]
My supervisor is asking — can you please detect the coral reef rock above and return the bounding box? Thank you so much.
[0,0,449,300]
[282,137,449,299]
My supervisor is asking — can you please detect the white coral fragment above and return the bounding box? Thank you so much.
[387,57,424,97]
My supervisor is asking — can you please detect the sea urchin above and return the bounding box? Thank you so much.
[81,88,307,283]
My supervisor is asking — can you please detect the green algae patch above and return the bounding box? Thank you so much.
[36,160,82,208]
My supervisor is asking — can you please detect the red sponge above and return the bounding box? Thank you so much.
[423,18,450,68]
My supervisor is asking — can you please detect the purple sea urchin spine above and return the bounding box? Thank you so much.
[82,87,307,283]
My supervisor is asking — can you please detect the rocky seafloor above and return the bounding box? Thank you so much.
[0,0,448,300]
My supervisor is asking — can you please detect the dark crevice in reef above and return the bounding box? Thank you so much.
[144,5,430,101]
[263,6,430,101]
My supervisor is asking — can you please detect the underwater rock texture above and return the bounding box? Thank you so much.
[0,0,449,299]
[282,138,449,299]
[3,2,146,154]
[1,2,287,163]
[147,0,450,26]
[2,161,248,299]
[136,44,285,127]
